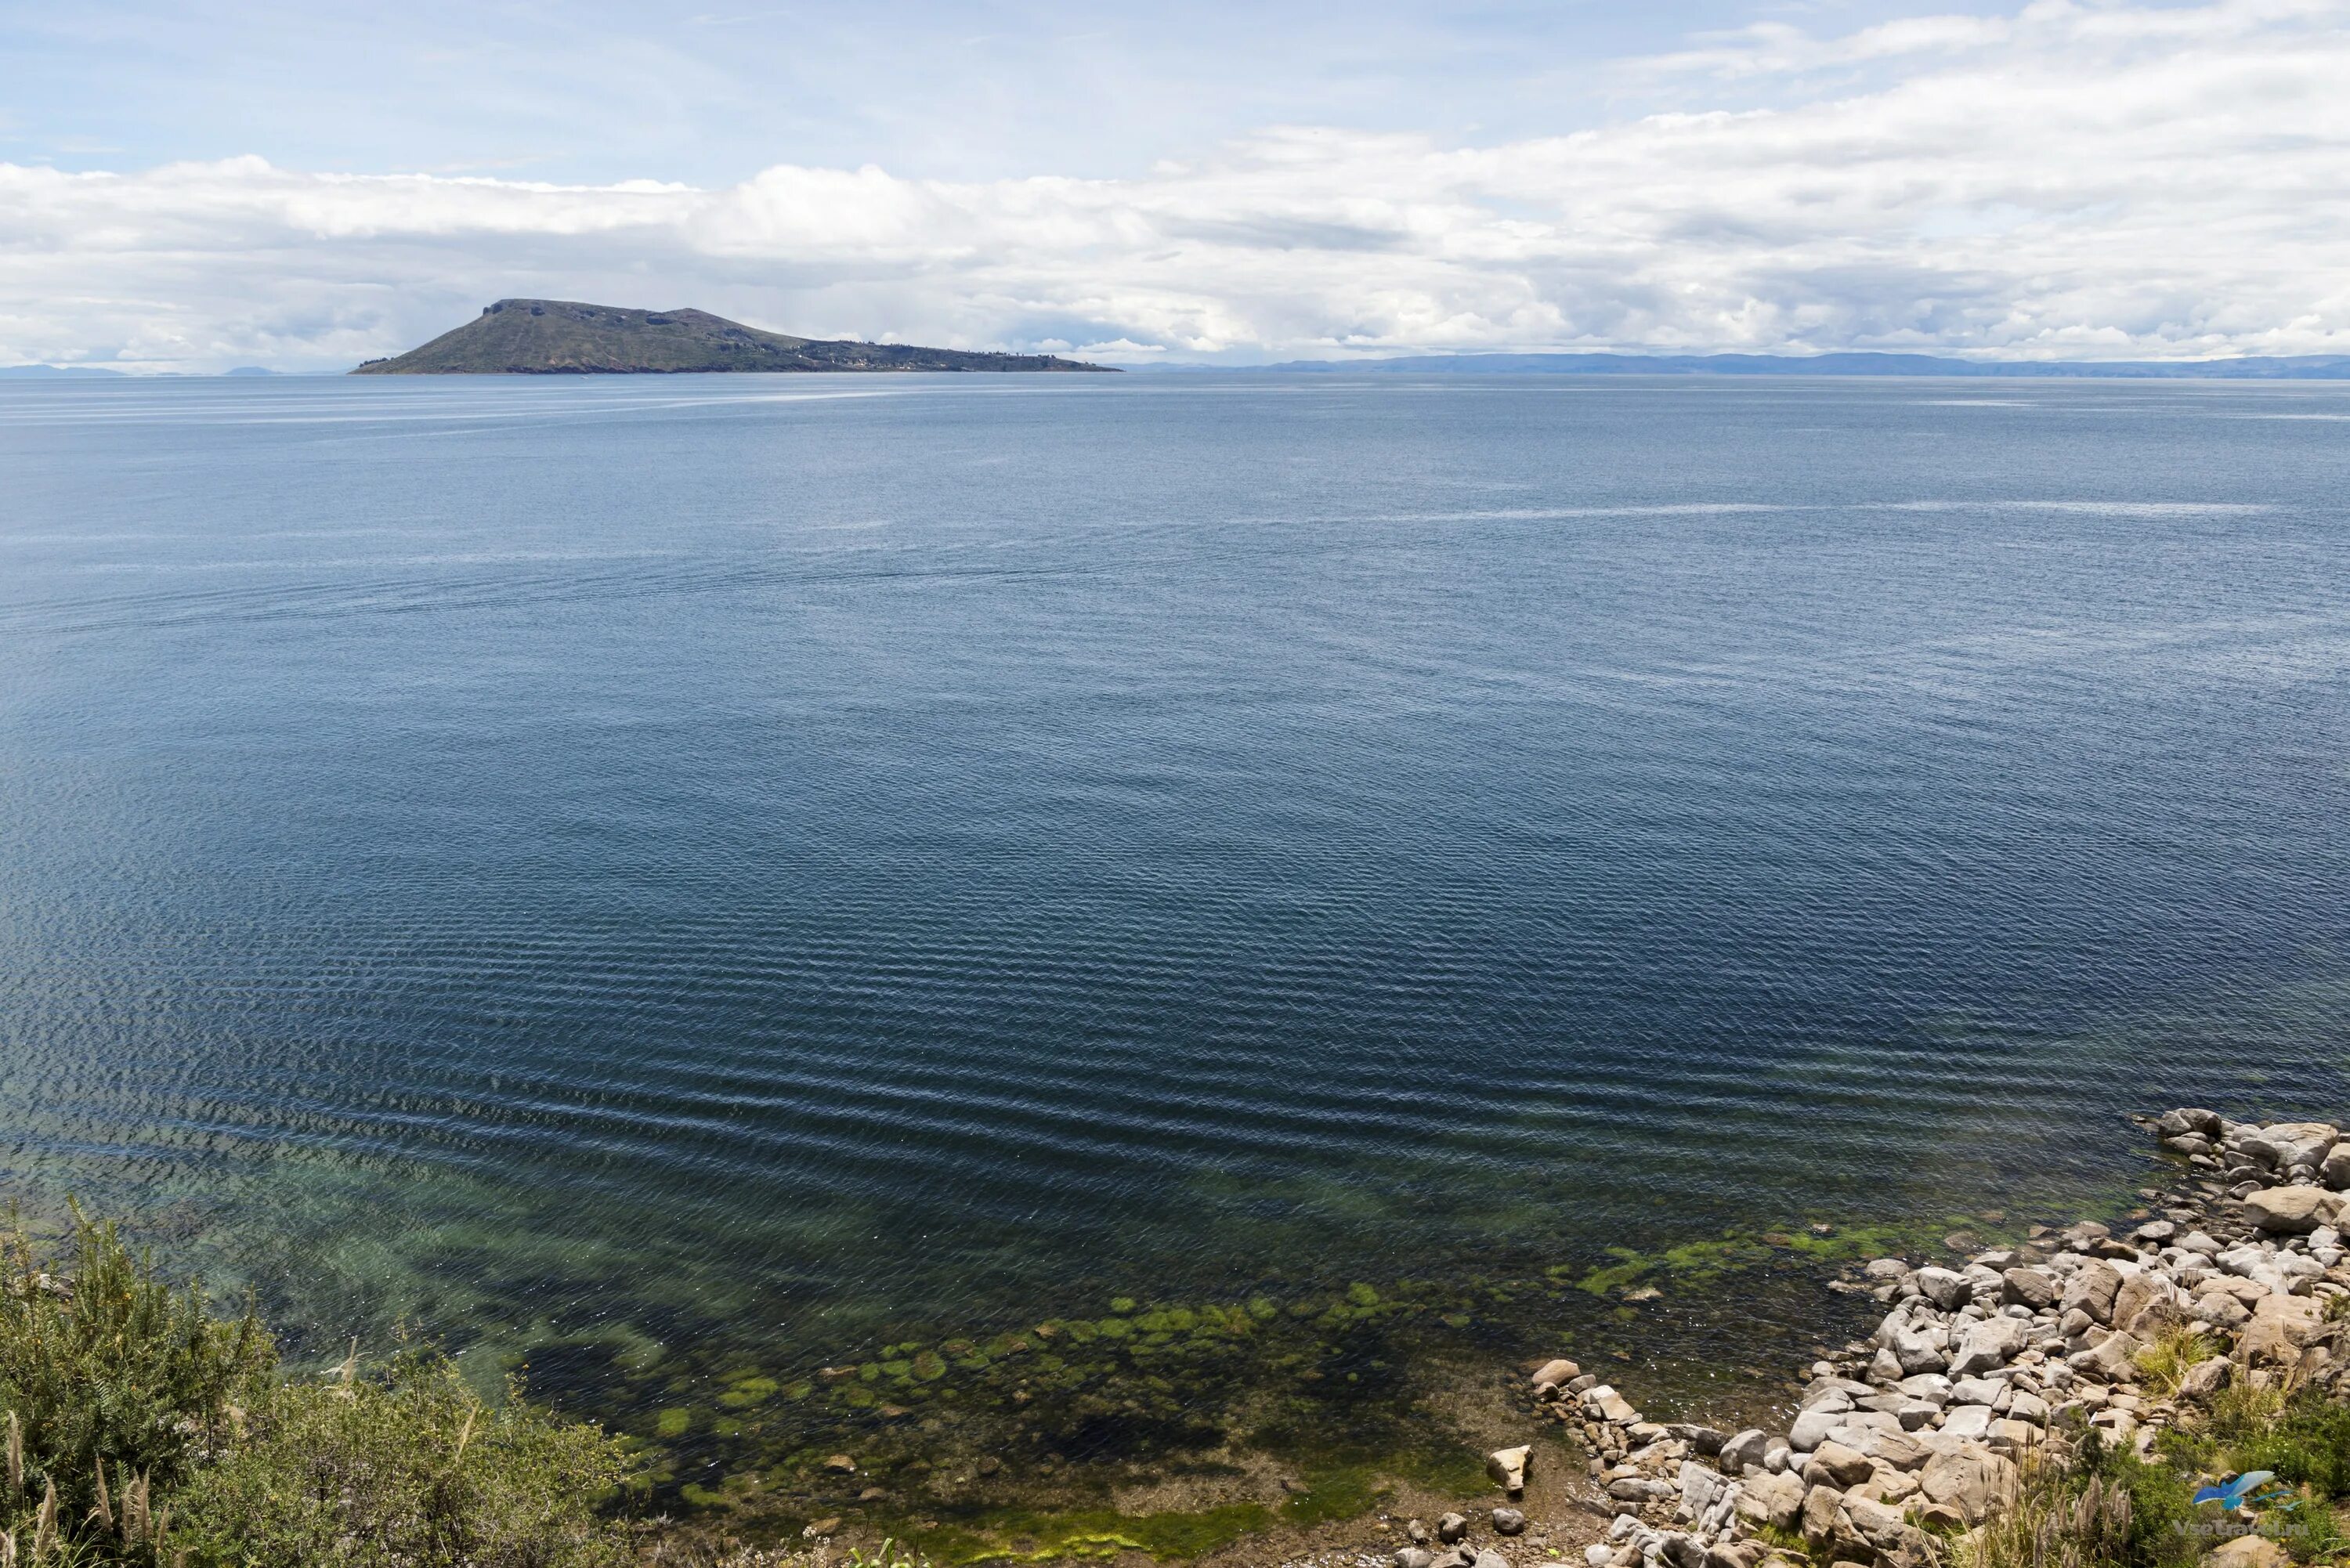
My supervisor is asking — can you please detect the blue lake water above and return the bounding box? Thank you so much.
[3,372,2349,1487]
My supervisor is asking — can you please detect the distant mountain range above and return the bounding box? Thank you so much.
[1219,351,2350,378]
[13,344,2350,380]
[0,364,279,378]
[350,300,1115,375]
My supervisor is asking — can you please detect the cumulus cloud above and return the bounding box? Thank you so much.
[3,0,2348,369]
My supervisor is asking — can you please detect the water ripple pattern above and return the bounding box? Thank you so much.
[3,371,2349,1386]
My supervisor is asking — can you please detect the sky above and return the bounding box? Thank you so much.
[2,0,2347,370]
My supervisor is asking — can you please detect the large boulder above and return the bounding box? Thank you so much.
[1719,1429,1770,1476]
[2062,1261,2124,1324]
[1940,1404,1996,1441]
[2247,1122,2339,1171]
[2182,1357,2232,1397]
[1736,1469,1806,1532]
[2245,1187,2346,1234]
[2323,1144,2350,1190]
[2113,1272,2181,1334]
[1802,1442,1875,1490]
[2203,1537,2293,1568]
[1789,1405,1846,1451]
[2069,1328,2144,1383]
[1848,1425,1932,1471]
[1887,1325,1947,1375]
[1918,1444,2018,1526]
[2240,1292,2328,1366]
[1679,1462,1728,1523]
[2158,1107,2223,1140]
[1799,1487,1870,1562]
[1487,1446,1529,1495]
[1948,1317,2028,1376]
[2002,1268,2058,1310]
[1586,1386,1641,1424]
[1914,1267,1971,1311]
[1532,1358,1582,1389]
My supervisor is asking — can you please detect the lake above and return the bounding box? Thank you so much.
[4,371,2348,1505]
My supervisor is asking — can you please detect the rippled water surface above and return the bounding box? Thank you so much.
[5,373,2350,1467]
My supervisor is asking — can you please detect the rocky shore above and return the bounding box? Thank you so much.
[1374,1108,2350,1568]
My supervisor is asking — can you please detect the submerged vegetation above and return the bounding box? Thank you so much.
[0,1180,2153,1566]
[0,1210,634,1566]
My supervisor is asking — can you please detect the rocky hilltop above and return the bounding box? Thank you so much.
[350,299,1115,375]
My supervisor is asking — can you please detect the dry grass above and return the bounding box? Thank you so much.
[2136,1325,2219,1400]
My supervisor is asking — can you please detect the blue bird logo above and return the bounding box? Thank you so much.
[2193,1472,2285,1512]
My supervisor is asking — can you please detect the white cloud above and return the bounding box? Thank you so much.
[2,0,2347,370]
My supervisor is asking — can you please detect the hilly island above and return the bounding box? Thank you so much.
[352,298,1115,374]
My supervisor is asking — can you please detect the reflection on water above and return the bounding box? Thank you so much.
[3,373,2350,1510]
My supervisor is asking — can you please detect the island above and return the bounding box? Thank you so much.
[350,299,1116,374]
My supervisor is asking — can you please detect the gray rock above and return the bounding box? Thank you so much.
[1889,1326,1947,1375]
[1717,1429,1769,1476]
[2182,1356,2232,1396]
[1799,1484,1844,1547]
[1665,1423,1727,1456]
[1864,1257,1911,1281]
[1473,1552,1509,1568]
[1396,1552,1436,1568]
[1438,1512,1470,1545]
[2248,1122,2338,1170]
[2060,1261,2124,1324]
[1919,1444,2019,1525]
[1736,1469,1806,1532]
[2157,1107,2223,1139]
[2002,1268,2057,1310]
[1802,1440,1875,1489]
[1850,1425,1931,1471]
[1532,1357,1582,1389]
[1949,1317,2027,1376]
[1788,1405,1844,1451]
[1914,1266,1971,1310]
[1896,1373,1952,1405]
[1657,1535,1705,1568]
[1491,1507,1527,1536]
[2246,1186,2345,1234]
[1948,1375,2004,1406]
[1940,1404,1996,1440]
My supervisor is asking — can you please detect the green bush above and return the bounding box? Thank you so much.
[2231,1397,2350,1501]
[0,1209,274,1556]
[170,1350,634,1567]
[2095,1448,2200,1568]
[0,1211,635,1566]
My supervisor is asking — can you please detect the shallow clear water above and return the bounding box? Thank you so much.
[4,373,2350,1474]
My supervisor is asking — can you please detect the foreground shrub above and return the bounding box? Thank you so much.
[170,1349,634,1567]
[2229,1396,2350,1501]
[0,1212,635,1566]
[0,1209,273,1554]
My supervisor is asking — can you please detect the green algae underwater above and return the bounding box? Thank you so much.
[0,1093,2265,1568]
[26,1156,2184,1566]
[493,1196,2143,1562]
